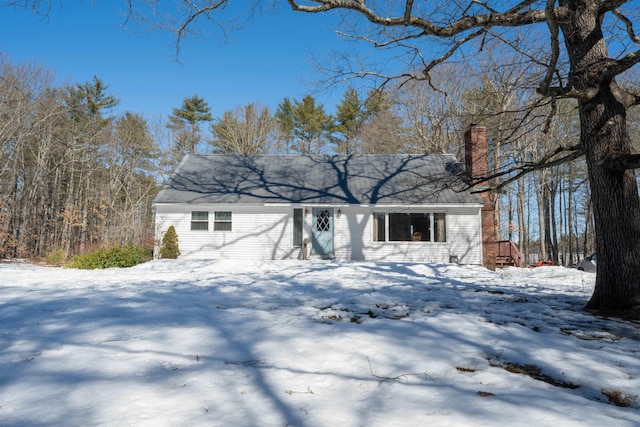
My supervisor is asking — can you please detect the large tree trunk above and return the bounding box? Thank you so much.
[582,92,640,311]
[561,0,640,311]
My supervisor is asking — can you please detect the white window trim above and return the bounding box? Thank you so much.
[190,211,209,231]
[213,211,232,232]
[373,211,447,243]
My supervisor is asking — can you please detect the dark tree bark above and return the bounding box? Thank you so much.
[555,0,640,310]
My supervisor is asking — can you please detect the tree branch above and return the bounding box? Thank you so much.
[538,0,561,95]
[403,0,413,25]
[612,8,640,44]
[422,28,489,76]
[602,51,640,80]
[173,0,229,55]
[287,1,551,37]
[468,144,584,192]
[599,152,640,171]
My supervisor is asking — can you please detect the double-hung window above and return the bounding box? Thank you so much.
[191,211,209,231]
[190,211,233,231]
[214,211,232,231]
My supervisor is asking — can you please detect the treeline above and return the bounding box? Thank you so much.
[0,61,160,260]
[4,52,628,264]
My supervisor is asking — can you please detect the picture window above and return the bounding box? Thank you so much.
[373,212,446,243]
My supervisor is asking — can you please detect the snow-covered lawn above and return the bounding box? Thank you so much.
[0,259,638,426]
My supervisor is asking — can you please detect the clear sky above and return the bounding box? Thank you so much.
[0,2,353,119]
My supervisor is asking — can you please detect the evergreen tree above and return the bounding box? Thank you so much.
[78,76,119,117]
[274,97,295,153]
[160,225,180,259]
[166,94,212,155]
[333,88,393,154]
[61,76,120,256]
[333,87,365,154]
[275,95,333,154]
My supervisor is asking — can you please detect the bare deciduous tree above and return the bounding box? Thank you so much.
[210,103,277,154]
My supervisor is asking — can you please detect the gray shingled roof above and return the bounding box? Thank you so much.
[153,154,482,206]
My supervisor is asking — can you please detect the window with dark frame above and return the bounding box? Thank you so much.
[293,208,303,247]
[373,212,446,242]
[190,211,209,231]
[213,211,232,231]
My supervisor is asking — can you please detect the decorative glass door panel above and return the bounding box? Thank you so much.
[312,208,334,256]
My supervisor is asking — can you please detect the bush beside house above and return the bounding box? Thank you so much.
[160,225,180,259]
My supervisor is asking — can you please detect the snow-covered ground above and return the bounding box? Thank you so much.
[0,259,638,426]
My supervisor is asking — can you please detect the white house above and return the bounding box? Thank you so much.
[154,130,491,264]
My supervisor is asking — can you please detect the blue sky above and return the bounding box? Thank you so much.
[0,2,353,119]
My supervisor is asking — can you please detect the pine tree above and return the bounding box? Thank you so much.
[275,95,333,154]
[166,94,212,155]
[333,87,364,154]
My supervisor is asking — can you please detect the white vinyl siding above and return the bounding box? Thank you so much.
[155,204,482,264]
[156,204,305,260]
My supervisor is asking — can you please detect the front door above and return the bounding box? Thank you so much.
[312,208,334,257]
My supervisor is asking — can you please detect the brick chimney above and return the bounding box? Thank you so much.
[464,126,488,183]
[464,126,496,267]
